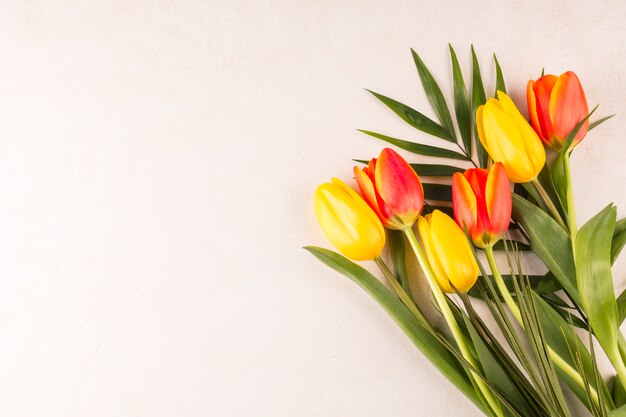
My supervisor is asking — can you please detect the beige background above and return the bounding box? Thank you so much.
[1,1,625,416]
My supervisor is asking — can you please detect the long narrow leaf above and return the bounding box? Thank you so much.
[357,130,468,160]
[471,46,488,167]
[449,45,472,155]
[411,49,457,143]
[534,293,613,410]
[366,90,453,141]
[494,54,506,95]
[589,114,615,131]
[423,183,452,202]
[353,159,465,177]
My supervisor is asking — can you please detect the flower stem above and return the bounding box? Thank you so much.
[374,257,431,330]
[484,245,599,408]
[563,154,578,245]
[530,178,567,230]
[403,227,504,417]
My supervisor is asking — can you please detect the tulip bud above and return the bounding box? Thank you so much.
[527,71,589,151]
[417,210,478,294]
[314,178,386,261]
[354,148,424,230]
[477,91,546,183]
[452,163,512,249]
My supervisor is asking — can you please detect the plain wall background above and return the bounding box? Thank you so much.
[1,1,625,416]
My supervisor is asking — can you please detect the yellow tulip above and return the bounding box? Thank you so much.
[314,178,386,261]
[477,91,546,183]
[417,210,478,293]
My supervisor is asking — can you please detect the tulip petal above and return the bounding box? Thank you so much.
[482,99,535,182]
[452,172,478,234]
[315,179,385,261]
[354,166,384,220]
[429,211,478,293]
[527,80,543,139]
[476,105,489,155]
[533,75,558,141]
[549,71,589,144]
[485,162,512,236]
[374,148,424,224]
[418,214,453,293]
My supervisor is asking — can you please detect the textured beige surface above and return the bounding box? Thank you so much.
[0,1,625,416]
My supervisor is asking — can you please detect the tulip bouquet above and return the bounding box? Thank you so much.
[305,46,626,417]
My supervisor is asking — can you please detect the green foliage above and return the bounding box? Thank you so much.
[303,246,487,412]
[576,205,623,372]
[511,194,580,305]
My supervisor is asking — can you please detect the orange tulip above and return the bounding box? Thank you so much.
[452,163,512,249]
[354,148,424,230]
[527,71,589,150]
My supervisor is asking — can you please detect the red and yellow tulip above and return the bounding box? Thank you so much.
[477,91,546,183]
[527,71,588,150]
[417,210,478,294]
[314,178,386,261]
[452,163,512,249]
[354,148,424,230]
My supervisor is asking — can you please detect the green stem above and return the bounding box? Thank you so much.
[374,257,432,331]
[563,154,577,245]
[530,178,567,230]
[484,245,600,408]
[404,227,504,417]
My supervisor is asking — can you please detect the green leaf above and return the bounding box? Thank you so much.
[303,246,486,412]
[353,159,464,177]
[537,164,567,219]
[468,274,553,299]
[388,230,411,294]
[611,404,626,417]
[411,163,464,177]
[423,183,452,202]
[576,205,621,367]
[612,376,626,408]
[511,194,580,305]
[357,130,468,160]
[609,405,626,417]
[549,157,569,219]
[449,45,472,155]
[462,315,532,416]
[562,105,598,154]
[589,114,615,131]
[494,54,506,95]
[617,289,626,325]
[471,46,488,167]
[612,218,626,264]
[366,90,453,141]
[534,293,613,411]
[411,49,457,143]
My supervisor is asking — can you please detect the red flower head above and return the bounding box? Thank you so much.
[354,148,424,230]
[527,71,589,151]
[452,163,512,248]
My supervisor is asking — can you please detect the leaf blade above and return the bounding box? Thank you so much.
[366,90,453,141]
[576,205,620,366]
[449,45,472,156]
[471,46,488,167]
[511,194,580,305]
[411,49,457,143]
[357,130,468,160]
